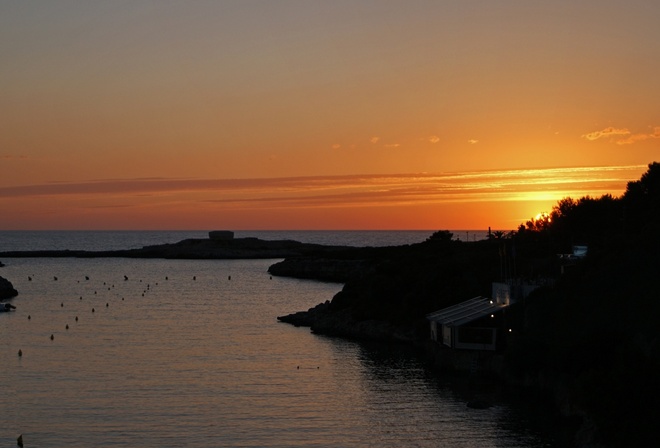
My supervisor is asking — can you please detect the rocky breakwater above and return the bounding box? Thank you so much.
[0,276,18,300]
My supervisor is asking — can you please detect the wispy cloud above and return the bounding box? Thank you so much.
[0,166,646,211]
[467,139,479,145]
[370,136,380,144]
[582,127,630,141]
[582,126,660,144]
[428,135,440,144]
[615,126,660,145]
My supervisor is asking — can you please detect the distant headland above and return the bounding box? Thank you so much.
[0,230,357,260]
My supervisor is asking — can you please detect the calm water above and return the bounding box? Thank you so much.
[1,232,557,447]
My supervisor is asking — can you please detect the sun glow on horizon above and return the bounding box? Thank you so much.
[0,164,647,231]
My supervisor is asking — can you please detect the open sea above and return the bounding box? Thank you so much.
[1,231,562,447]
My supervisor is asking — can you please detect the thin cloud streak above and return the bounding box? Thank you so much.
[0,165,645,212]
[582,126,660,144]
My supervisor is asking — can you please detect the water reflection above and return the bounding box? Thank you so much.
[1,258,563,447]
[324,339,565,448]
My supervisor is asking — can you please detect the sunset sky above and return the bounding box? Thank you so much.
[1,1,657,230]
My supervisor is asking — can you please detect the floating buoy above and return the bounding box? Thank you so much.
[165,276,168,280]
[54,276,58,281]
[18,349,22,357]
[193,276,196,280]
[85,276,89,280]
[61,302,64,307]
[66,324,69,330]
[28,276,32,281]
[106,303,109,307]
[75,316,78,321]
[228,275,231,280]
[80,296,82,300]
[92,308,95,313]
[124,275,128,281]
[17,434,23,447]
[50,334,54,340]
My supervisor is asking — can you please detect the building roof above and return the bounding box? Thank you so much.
[426,296,507,327]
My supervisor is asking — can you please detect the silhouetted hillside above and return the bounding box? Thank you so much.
[277,162,660,447]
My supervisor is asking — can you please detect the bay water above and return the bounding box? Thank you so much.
[1,231,558,447]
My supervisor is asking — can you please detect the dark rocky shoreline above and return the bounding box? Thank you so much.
[276,300,418,343]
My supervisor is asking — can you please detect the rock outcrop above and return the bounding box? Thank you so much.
[0,276,18,300]
[277,301,417,343]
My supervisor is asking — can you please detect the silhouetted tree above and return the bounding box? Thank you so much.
[622,162,660,237]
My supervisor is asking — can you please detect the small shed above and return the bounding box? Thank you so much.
[209,231,235,241]
[426,296,508,351]
[572,245,588,258]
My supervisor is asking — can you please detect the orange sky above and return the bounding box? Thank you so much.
[1,2,658,230]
